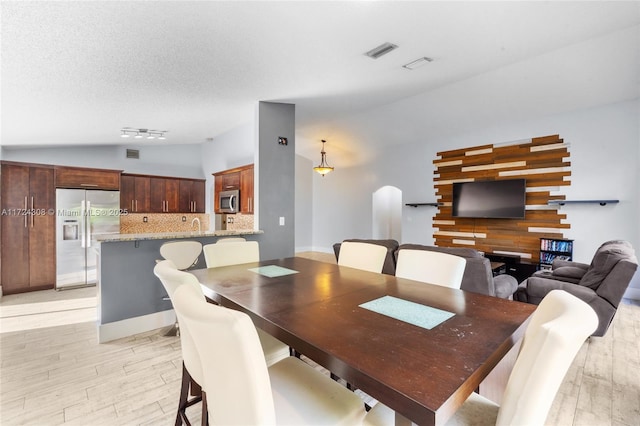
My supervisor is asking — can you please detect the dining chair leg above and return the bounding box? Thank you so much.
[201,391,208,426]
[176,362,191,426]
[176,362,203,426]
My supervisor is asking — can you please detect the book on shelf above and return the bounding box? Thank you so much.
[540,239,573,253]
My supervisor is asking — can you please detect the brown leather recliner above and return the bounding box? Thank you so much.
[515,240,638,336]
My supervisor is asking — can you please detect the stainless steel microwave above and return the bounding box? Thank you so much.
[219,189,239,213]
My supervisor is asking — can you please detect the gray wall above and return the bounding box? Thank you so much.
[256,102,295,260]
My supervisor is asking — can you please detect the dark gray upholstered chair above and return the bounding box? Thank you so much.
[515,240,638,336]
[394,244,518,299]
[333,239,399,275]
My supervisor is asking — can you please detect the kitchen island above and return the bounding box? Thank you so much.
[95,229,263,342]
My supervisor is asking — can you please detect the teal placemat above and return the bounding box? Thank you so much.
[359,295,455,330]
[249,265,299,278]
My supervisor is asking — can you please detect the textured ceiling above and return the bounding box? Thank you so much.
[1,1,639,154]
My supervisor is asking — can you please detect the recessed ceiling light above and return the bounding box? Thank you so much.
[365,42,398,59]
[402,57,433,70]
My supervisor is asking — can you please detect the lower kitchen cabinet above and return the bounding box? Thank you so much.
[1,161,56,294]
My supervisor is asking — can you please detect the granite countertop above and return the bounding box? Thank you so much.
[96,229,263,242]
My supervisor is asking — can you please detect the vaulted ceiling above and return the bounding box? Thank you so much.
[2,1,639,157]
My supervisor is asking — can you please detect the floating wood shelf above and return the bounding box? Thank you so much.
[405,202,442,207]
[547,200,619,206]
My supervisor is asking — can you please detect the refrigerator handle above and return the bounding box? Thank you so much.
[24,196,28,228]
[86,201,92,247]
[80,200,86,248]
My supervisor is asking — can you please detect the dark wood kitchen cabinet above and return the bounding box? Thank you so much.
[55,166,121,190]
[120,174,150,213]
[121,173,204,214]
[1,161,56,294]
[240,165,254,214]
[179,179,205,213]
[220,171,241,191]
[213,164,254,214]
[149,177,179,213]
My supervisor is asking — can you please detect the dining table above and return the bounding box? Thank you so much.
[189,256,536,426]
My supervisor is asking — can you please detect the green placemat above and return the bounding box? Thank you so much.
[248,265,299,278]
[359,295,455,330]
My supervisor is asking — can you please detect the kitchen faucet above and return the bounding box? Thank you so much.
[191,217,201,233]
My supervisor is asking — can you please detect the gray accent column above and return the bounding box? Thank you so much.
[256,102,295,260]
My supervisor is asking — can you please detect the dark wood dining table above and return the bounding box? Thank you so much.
[190,257,536,426]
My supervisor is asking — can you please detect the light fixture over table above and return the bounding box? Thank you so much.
[121,127,167,140]
[313,140,334,176]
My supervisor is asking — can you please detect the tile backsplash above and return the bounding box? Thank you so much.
[223,213,254,231]
[120,213,210,234]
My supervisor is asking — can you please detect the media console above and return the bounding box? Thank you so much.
[485,253,539,284]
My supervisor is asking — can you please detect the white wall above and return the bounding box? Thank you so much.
[301,99,639,296]
[200,120,256,229]
[1,143,205,178]
[295,154,313,252]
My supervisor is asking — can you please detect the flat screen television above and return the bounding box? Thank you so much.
[452,179,526,219]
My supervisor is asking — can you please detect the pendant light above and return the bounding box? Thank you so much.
[313,140,334,176]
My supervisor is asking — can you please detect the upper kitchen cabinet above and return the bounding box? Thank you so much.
[213,164,254,214]
[179,179,205,213]
[149,177,180,213]
[1,161,56,294]
[55,166,121,190]
[220,171,241,191]
[121,173,204,214]
[240,165,254,214]
[120,174,150,213]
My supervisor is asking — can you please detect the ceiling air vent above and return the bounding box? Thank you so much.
[126,149,140,159]
[365,42,398,59]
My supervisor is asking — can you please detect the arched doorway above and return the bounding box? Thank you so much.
[372,186,402,241]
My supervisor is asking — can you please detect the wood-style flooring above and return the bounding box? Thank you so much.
[1,252,638,425]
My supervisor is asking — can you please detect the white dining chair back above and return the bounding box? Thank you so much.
[203,240,259,268]
[395,249,466,289]
[172,283,366,426]
[153,261,205,425]
[159,240,203,270]
[172,283,277,425]
[495,289,598,425]
[153,261,204,378]
[363,289,598,426]
[338,241,388,273]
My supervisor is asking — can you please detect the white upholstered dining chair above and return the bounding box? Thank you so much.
[171,283,367,426]
[154,260,290,425]
[202,239,290,366]
[159,240,203,270]
[362,289,598,426]
[154,260,206,426]
[395,249,466,289]
[158,240,204,336]
[203,240,260,268]
[337,241,388,273]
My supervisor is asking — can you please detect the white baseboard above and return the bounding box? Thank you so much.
[623,287,640,301]
[98,310,175,343]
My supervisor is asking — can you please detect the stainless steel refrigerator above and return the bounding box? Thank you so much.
[56,189,120,289]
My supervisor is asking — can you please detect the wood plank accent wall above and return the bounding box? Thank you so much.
[433,135,570,262]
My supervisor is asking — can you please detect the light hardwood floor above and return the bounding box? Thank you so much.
[1,253,638,425]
